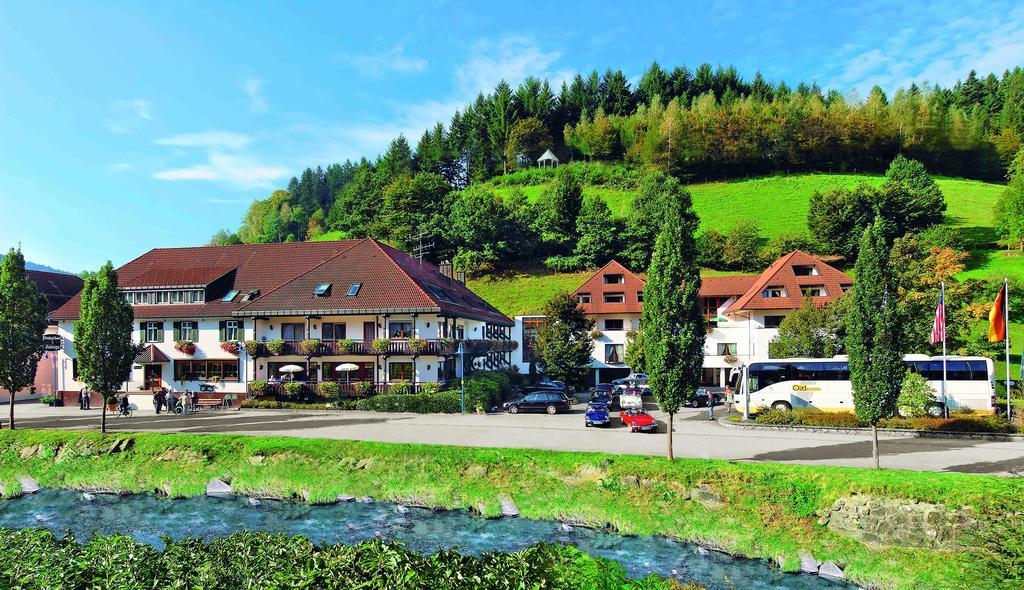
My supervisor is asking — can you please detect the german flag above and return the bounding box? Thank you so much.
[989,283,1007,342]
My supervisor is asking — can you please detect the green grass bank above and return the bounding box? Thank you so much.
[0,430,1020,589]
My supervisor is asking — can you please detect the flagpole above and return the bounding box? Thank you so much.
[941,282,948,418]
[1005,278,1011,420]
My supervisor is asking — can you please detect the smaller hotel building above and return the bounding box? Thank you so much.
[512,251,852,387]
[50,239,514,406]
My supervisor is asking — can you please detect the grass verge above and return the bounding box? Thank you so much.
[0,430,1021,589]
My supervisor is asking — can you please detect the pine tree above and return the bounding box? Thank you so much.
[75,262,139,433]
[0,248,48,429]
[642,178,703,460]
[846,217,905,468]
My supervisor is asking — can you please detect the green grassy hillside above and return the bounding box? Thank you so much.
[491,173,1005,239]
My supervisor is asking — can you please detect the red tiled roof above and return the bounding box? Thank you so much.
[49,239,512,326]
[572,260,645,315]
[134,344,170,364]
[725,250,852,313]
[121,266,236,288]
[27,270,83,313]
[700,275,759,297]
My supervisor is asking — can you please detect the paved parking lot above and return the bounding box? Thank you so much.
[10,403,1024,475]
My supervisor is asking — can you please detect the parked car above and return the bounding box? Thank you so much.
[503,391,573,415]
[620,408,657,432]
[686,388,723,408]
[611,373,648,386]
[592,383,614,392]
[618,388,644,410]
[585,402,611,427]
[537,379,567,391]
[588,389,618,409]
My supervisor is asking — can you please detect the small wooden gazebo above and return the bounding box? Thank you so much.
[537,149,560,168]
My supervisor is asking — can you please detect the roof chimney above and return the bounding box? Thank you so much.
[439,260,453,279]
[456,270,466,285]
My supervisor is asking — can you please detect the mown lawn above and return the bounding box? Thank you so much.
[0,429,1020,590]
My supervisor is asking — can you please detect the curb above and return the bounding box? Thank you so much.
[717,417,1024,441]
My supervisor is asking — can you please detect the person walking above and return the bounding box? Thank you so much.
[80,388,90,410]
[153,389,162,415]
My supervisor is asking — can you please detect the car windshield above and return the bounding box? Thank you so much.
[588,403,607,410]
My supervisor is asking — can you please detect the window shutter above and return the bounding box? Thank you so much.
[219,321,227,342]
[173,322,181,341]
[157,322,165,342]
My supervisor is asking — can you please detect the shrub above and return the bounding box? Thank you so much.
[898,371,936,418]
[388,381,412,396]
[243,340,260,356]
[266,339,285,355]
[242,400,342,410]
[354,382,374,396]
[754,409,865,428]
[408,338,429,354]
[249,380,269,395]
[355,391,462,413]
[38,396,55,406]
[371,338,391,354]
[299,339,321,355]
[878,415,1015,433]
[283,382,303,398]
[318,381,340,400]
[419,381,441,395]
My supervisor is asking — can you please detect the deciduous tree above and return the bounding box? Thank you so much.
[533,293,594,390]
[0,248,48,429]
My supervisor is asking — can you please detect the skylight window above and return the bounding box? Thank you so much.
[222,290,240,302]
[241,289,260,302]
[314,283,332,297]
[347,283,362,297]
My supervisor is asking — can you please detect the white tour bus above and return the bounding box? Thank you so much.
[736,355,996,415]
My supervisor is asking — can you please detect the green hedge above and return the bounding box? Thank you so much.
[0,529,669,590]
[355,392,462,413]
[242,399,359,410]
[752,408,1018,433]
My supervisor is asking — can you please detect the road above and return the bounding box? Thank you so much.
[10,403,1024,475]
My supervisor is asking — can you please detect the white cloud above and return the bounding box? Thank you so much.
[107,98,153,133]
[156,131,253,150]
[242,79,268,113]
[343,45,428,75]
[154,153,289,189]
[457,35,564,96]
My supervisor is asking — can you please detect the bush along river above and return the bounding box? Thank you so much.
[0,489,853,589]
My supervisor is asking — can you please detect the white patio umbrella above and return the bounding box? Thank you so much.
[278,364,304,380]
[335,363,359,384]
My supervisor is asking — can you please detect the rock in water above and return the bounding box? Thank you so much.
[798,552,819,574]
[818,561,846,581]
[396,505,410,514]
[247,497,262,506]
[205,478,233,497]
[697,546,709,556]
[82,492,96,502]
[559,523,574,533]
[358,496,374,504]
[18,477,40,494]
[336,494,356,503]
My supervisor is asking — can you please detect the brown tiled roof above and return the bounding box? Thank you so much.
[121,266,236,288]
[135,344,170,364]
[49,239,512,326]
[236,240,511,325]
[572,260,646,315]
[27,270,83,313]
[700,275,759,297]
[725,250,852,313]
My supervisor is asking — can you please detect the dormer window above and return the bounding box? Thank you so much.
[801,285,827,297]
[576,292,591,304]
[603,292,625,303]
[314,283,332,297]
[347,283,362,296]
[221,290,239,302]
[840,284,852,293]
[604,274,624,284]
[793,265,818,276]
[762,286,786,298]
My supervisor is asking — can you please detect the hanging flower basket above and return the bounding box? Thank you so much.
[174,341,196,356]
[220,341,240,356]
[336,339,355,354]
[371,338,391,354]
[723,353,739,364]
[266,339,286,355]
[589,328,604,339]
[408,338,429,354]
[243,340,260,356]
[299,339,321,355]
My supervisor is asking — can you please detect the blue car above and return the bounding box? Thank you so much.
[585,402,611,427]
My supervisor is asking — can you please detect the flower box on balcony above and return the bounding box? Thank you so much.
[220,341,240,356]
[174,341,196,356]
[336,339,355,354]
[243,340,260,356]
[299,339,321,355]
[723,353,739,364]
[371,338,391,354]
[266,339,286,355]
[408,338,429,355]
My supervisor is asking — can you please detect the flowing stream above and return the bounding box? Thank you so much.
[0,490,852,589]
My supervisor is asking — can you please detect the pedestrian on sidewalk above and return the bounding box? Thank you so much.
[80,388,90,410]
[153,389,163,414]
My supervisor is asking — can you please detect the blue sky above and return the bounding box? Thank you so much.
[2,0,1022,273]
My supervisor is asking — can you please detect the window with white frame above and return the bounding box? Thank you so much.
[145,322,161,343]
[603,318,624,331]
[576,292,591,304]
[761,286,786,298]
[717,343,737,356]
[224,320,239,341]
[180,321,196,341]
[800,285,826,297]
[603,292,625,303]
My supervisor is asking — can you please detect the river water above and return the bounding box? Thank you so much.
[0,490,852,589]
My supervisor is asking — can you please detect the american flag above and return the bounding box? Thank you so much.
[930,291,946,345]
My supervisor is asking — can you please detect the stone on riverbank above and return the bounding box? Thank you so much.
[818,561,846,582]
[18,477,40,494]
[821,494,974,549]
[336,494,356,503]
[206,478,233,497]
[798,552,819,574]
[498,495,519,517]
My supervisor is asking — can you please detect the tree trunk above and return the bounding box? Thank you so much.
[101,396,107,434]
[666,412,674,461]
[871,423,879,469]
[8,393,14,430]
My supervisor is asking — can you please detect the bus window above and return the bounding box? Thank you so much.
[946,361,971,381]
[968,360,990,381]
[791,362,824,380]
[822,361,849,380]
[749,363,789,392]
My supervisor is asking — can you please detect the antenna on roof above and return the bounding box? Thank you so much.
[411,228,434,268]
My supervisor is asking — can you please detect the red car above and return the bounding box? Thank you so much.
[620,408,657,432]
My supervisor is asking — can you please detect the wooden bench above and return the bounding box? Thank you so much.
[194,395,224,411]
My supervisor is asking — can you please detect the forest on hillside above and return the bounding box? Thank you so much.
[211,62,1024,266]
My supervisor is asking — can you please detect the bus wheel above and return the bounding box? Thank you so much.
[770,401,792,412]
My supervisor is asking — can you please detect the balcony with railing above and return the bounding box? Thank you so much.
[252,338,517,358]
